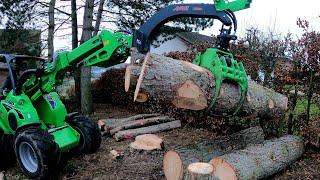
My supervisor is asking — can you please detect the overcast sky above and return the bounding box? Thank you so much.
[55,0,320,50]
[186,0,320,37]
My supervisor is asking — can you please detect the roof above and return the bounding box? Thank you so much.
[176,32,216,45]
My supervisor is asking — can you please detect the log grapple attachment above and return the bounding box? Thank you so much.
[193,48,248,115]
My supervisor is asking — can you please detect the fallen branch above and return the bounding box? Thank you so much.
[114,120,181,141]
[99,113,160,132]
[109,116,175,135]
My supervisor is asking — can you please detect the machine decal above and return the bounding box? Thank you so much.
[2,103,13,112]
[193,7,204,11]
[173,6,189,12]
[46,94,56,109]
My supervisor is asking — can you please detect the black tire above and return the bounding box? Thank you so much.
[15,127,60,179]
[0,133,16,169]
[67,116,101,154]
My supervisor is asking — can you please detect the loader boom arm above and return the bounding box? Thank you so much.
[20,0,252,101]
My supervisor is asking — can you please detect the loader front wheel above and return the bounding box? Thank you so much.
[67,116,101,154]
[15,127,60,179]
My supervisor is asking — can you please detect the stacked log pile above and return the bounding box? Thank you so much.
[98,114,181,141]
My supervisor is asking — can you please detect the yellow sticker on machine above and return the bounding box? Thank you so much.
[103,40,110,46]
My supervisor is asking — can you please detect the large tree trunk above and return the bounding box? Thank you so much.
[210,135,304,180]
[126,53,288,117]
[70,0,81,106]
[80,0,94,115]
[175,126,265,166]
[47,0,56,59]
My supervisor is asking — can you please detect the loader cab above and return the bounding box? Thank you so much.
[0,54,44,96]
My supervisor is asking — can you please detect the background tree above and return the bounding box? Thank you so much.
[0,0,37,29]
[47,0,56,59]
[80,0,95,116]
[295,18,320,124]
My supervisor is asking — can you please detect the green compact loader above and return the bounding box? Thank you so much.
[0,0,251,178]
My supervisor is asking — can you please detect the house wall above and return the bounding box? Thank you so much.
[150,36,188,55]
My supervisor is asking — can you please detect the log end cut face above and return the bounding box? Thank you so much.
[210,158,237,180]
[188,162,214,175]
[172,80,208,110]
[163,151,183,180]
[130,134,163,151]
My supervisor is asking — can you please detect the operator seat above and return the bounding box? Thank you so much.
[0,69,18,98]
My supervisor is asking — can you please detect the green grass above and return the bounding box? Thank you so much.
[293,97,320,119]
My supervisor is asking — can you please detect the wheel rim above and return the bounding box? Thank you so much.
[19,142,39,173]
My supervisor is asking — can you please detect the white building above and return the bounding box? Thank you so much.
[150,32,215,54]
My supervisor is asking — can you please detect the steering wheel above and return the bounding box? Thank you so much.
[15,69,42,95]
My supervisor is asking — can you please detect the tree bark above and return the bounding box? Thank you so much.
[210,135,304,180]
[114,120,181,141]
[175,126,265,166]
[47,0,56,59]
[126,53,288,117]
[80,0,94,115]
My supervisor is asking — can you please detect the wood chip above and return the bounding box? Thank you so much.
[110,150,124,159]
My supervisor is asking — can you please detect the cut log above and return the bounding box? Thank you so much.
[109,116,175,135]
[114,120,181,141]
[125,53,288,117]
[130,134,163,151]
[175,126,265,166]
[163,151,184,180]
[210,135,304,180]
[185,163,214,180]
